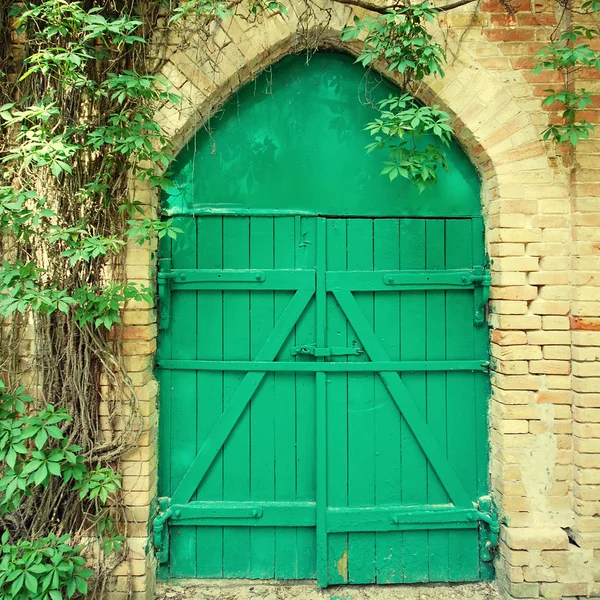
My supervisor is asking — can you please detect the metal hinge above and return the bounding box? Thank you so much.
[152,497,173,564]
[472,266,491,327]
[475,495,499,562]
[157,259,173,331]
[291,344,363,357]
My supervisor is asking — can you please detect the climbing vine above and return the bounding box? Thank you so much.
[0,0,598,596]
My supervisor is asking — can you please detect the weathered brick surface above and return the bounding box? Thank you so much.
[111,0,600,597]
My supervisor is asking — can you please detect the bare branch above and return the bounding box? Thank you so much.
[331,0,478,14]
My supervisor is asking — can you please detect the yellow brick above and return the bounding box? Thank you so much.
[492,271,529,286]
[573,376,600,393]
[529,271,570,285]
[527,242,569,257]
[490,315,542,330]
[493,387,536,404]
[543,346,571,360]
[542,316,570,330]
[542,229,570,243]
[539,286,571,301]
[540,256,571,271]
[530,300,570,315]
[490,286,538,301]
[573,331,600,346]
[489,243,526,256]
[529,360,571,375]
[523,567,557,582]
[504,528,569,550]
[574,407,600,423]
[490,300,528,314]
[574,422,600,439]
[491,330,529,345]
[547,375,572,390]
[492,374,543,391]
[492,344,543,360]
[528,331,571,345]
[573,362,600,377]
[488,215,530,229]
[123,310,157,326]
[492,257,540,272]
[494,360,530,375]
[488,228,542,243]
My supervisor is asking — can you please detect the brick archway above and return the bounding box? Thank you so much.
[118,5,600,599]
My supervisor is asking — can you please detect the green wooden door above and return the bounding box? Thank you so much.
[154,51,496,585]
[155,214,495,585]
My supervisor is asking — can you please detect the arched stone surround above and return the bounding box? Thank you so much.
[117,3,600,599]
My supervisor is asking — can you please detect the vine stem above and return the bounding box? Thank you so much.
[330,0,478,14]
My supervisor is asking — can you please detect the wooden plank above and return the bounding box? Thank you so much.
[172,501,316,526]
[327,506,481,533]
[249,217,276,578]
[446,218,480,582]
[326,269,481,292]
[472,217,494,582]
[156,232,172,581]
[156,360,486,372]
[315,218,328,587]
[425,219,450,582]
[222,216,251,577]
[399,219,429,583]
[373,218,403,583]
[295,217,317,579]
[325,219,349,585]
[273,217,299,579]
[195,216,224,577]
[168,268,315,291]
[346,219,376,584]
[168,216,199,578]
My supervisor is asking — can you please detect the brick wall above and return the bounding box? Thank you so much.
[97,0,600,597]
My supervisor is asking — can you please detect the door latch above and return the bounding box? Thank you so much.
[291,345,363,357]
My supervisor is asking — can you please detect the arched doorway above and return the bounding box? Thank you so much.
[155,52,494,586]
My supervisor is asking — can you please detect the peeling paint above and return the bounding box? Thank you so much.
[336,544,348,582]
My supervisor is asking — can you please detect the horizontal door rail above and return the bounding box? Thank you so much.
[157,268,315,291]
[326,505,482,533]
[162,206,318,217]
[155,359,489,372]
[327,268,490,292]
[162,501,486,533]
[169,501,316,528]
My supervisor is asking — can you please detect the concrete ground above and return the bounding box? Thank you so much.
[156,580,501,600]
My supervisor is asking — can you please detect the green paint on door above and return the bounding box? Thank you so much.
[163,53,480,218]
[156,52,494,586]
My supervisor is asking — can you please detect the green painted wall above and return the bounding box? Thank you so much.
[163,52,481,217]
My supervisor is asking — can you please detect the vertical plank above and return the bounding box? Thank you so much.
[315,218,328,587]
[346,218,376,584]
[295,217,317,579]
[195,216,224,577]
[399,219,429,583]
[446,218,480,581]
[274,217,299,579]
[156,232,172,581]
[222,216,251,577]
[168,216,198,578]
[373,219,402,584]
[249,217,276,578]
[425,219,449,582]
[472,217,494,582]
[325,218,349,585]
